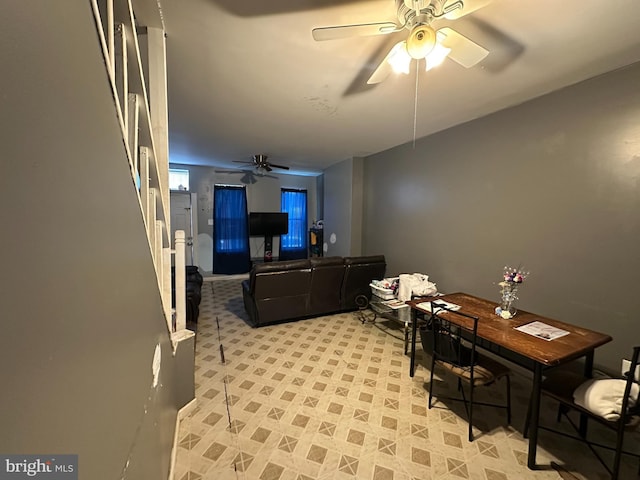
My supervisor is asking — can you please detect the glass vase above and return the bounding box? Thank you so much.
[496,282,518,319]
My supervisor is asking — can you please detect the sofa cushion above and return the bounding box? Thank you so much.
[254,269,312,299]
[253,259,311,273]
[250,259,311,292]
[344,255,386,266]
[310,256,344,268]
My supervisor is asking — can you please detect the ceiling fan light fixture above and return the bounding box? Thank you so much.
[425,43,451,71]
[406,24,436,59]
[387,41,412,74]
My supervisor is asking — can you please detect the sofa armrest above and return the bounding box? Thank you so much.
[242,279,259,327]
[341,255,387,310]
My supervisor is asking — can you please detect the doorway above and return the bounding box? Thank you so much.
[170,191,198,266]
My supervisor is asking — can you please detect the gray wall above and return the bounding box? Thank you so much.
[363,62,640,372]
[0,2,186,478]
[350,157,364,256]
[323,158,366,257]
[315,174,325,222]
[170,164,318,268]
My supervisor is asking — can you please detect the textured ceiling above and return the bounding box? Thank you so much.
[161,0,640,175]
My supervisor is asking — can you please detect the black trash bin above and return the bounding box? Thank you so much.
[419,319,434,356]
[171,266,203,327]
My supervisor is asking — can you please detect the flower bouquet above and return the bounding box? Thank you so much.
[494,266,529,319]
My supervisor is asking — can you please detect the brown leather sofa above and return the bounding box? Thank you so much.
[241,255,386,327]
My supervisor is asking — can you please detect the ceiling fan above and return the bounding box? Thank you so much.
[312,0,492,84]
[233,154,290,173]
[215,168,279,185]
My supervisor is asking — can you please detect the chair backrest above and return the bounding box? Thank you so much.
[621,346,640,420]
[430,302,480,371]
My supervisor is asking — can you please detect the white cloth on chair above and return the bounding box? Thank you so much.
[397,273,437,302]
[573,378,639,421]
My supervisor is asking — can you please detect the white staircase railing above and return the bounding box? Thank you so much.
[173,231,187,332]
[91,0,186,339]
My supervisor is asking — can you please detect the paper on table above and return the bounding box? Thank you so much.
[415,300,461,314]
[515,321,570,341]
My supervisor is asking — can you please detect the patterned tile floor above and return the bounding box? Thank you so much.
[174,278,638,480]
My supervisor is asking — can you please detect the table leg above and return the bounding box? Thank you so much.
[579,351,595,437]
[527,363,543,469]
[410,309,418,377]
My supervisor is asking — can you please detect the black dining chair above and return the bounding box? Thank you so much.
[427,302,512,441]
[530,346,640,479]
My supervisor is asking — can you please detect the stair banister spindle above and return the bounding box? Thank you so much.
[174,231,186,332]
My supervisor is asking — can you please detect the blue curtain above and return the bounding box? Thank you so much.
[213,185,250,274]
[279,189,308,261]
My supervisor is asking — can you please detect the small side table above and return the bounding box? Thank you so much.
[369,297,412,354]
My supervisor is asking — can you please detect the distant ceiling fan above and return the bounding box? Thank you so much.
[233,154,290,173]
[215,168,279,185]
[312,0,491,84]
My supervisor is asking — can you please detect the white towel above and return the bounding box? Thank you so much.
[573,378,639,421]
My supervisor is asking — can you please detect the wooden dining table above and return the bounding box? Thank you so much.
[407,292,612,469]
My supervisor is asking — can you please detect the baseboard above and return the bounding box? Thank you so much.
[168,398,198,480]
[178,398,198,420]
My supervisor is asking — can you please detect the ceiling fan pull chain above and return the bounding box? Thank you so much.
[413,59,420,149]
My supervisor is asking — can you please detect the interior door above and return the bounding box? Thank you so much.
[170,191,195,265]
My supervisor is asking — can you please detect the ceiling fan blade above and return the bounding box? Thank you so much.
[445,17,524,73]
[240,172,257,185]
[366,41,402,85]
[268,163,290,170]
[443,0,493,19]
[264,165,273,172]
[437,27,488,68]
[312,22,399,41]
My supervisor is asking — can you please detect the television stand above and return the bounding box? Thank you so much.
[263,235,273,262]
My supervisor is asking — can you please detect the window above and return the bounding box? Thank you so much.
[169,168,189,191]
[280,189,308,260]
[214,186,248,253]
[212,185,250,274]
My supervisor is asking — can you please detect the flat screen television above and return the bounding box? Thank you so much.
[249,212,288,236]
